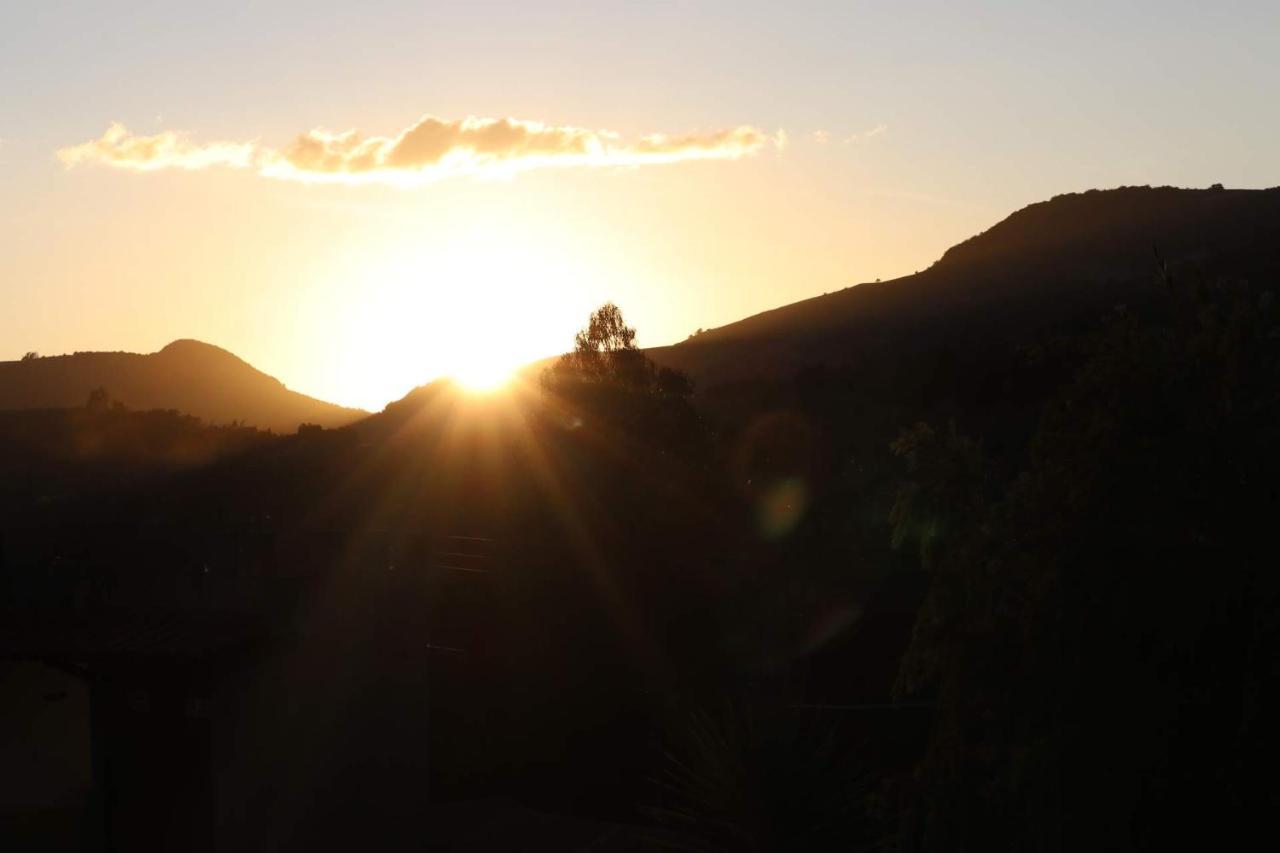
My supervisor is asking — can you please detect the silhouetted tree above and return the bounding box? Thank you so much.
[543,302,694,405]
[541,303,709,485]
[21,351,39,361]
[86,386,112,412]
[552,302,652,390]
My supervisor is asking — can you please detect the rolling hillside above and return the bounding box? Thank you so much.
[649,185,1280,390]
[0,339,365,432]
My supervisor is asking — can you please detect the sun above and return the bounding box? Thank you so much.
[319,224,593,409]
[449,358,514,392]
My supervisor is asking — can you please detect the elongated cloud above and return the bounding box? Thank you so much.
[844,124,887,144]
[57,122,257,171]
[58,115,774,186]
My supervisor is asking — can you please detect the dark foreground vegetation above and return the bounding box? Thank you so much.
[2,186,1279,851]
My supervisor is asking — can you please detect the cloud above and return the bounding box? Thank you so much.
[843,124,887,144]
[58,115,774,186]
[811,130,830,144]
[57,122,256,171]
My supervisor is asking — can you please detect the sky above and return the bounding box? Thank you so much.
[2,1,1278,410]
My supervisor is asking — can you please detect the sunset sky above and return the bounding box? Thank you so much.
[3,1,1278,409]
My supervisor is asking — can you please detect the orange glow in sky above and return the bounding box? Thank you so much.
[4,2,1278,409]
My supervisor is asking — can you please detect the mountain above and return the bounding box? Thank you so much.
[8,186,1278,850]
[649,185,1280,391]
[0,339,365,432]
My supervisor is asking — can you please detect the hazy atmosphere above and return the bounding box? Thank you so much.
[3,4,1279,851]
[5,1,1278,407]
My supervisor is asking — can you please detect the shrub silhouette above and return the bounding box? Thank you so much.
[894,270,1280,849]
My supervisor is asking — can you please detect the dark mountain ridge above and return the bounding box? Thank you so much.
[0,339,365,432]
[650,185,1280,389]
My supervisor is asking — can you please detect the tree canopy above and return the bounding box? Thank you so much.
[545,302,693,400]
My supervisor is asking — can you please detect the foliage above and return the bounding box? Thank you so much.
[888,421,984,570]
[545,302,692,398]
[894,271,1280,849]
[654,699,884,852]
[542,302,703,460]
[558,302,648,387]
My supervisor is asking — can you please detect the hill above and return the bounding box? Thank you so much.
[0,339,365,432]
[649,185,1280,391]
[6,185,1280,849]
